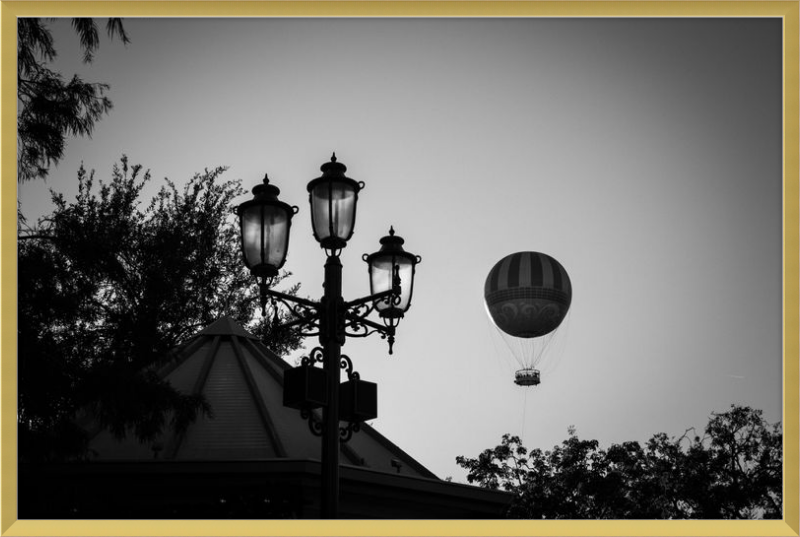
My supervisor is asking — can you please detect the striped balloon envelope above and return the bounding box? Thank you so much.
[484,251,572,339]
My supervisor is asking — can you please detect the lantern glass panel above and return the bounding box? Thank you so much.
[371,254,414,313]
[310,181,357,244]
[241,203,290,271]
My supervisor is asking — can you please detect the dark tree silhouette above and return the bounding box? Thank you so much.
[456,405,781,519]
[18,157,304,462]
[17,18,129,182]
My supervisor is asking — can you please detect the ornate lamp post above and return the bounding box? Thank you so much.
[237,154,420,518]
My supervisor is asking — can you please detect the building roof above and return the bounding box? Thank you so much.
[86,317,437,480]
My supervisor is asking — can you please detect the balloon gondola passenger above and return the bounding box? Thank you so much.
[514,368,541,386]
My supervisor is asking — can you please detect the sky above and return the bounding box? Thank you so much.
[17,17,784,483]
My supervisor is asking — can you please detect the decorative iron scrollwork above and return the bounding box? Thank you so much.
[339,421,361,443]
[346,300,376,320]
[342,309,396,354]
[343,319,380,339]
[300,409,323,437]
[339,354,353,378]
[272,296,318,326]
[301,347,325,368]
[339,354,360,381]
[261,288,322,336]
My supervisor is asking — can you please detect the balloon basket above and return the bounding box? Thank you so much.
[514,368,541,386]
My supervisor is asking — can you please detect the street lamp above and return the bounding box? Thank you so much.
[236,174,299,315]
[237,154,420,518]
[306,153,363,254]
[364,226,422,328]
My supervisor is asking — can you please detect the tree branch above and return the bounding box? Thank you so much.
[18,233,56,242]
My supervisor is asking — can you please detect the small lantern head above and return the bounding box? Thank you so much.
[236,174,298,282]
[363,227,421,327]
[307,153,364,255]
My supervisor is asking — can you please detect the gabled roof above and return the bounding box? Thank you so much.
[87,317,437,480]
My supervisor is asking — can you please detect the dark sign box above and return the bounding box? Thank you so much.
[340,379,377,422]
[283,365,328,410]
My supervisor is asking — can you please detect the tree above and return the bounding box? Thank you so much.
[18,156,304,462]
[456,405,782,519]
[17,18,129,182]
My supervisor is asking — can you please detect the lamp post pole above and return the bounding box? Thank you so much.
[321,254,343,518]
[237,154,421,519]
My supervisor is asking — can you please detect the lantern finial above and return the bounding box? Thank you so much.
[252,174,281,198]
[331,152,337,162]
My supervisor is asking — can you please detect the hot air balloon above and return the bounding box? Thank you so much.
[484,251,572,386]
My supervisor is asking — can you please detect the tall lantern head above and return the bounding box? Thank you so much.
[236,174,299,283]
[363,227,421,327]
[307,153,364,255]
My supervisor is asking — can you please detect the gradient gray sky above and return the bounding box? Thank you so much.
[18,17,783,482]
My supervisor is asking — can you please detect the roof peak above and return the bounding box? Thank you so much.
[195,316,259,340]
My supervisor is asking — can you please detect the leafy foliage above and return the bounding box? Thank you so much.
[456,405,782,519]
[18,157,303,462]
[17,18,129,182]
